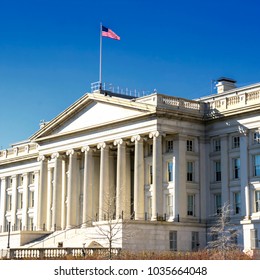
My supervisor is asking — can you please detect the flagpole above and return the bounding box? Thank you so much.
[99,22,103,90]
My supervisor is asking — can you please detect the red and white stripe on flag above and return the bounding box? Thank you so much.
[102,25,120,40]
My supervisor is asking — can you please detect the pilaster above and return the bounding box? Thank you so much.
[221,134,229,205]
[240,130,250,219]
[0,177,6,232]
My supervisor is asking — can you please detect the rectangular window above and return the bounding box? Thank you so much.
[255,191,260,212]
[187,140,193,152]
[234,192,241,214]
[232,136,240,149]
[233,158,240,179]
[191,231,199,251]
[187,194,195,216]
[29,191,34,208]
[254,155,260,177]
[214,193,222,215]
[149,165,153,184]
[187,161,194,182]
[147,196,152,219]
[166,194,173,217]
[250,229,259,249]
[148,144,153,156]
[7,194,12,211]
[253,132,260,144]
[167,161,173,182]
[166,140,174,153]
[169,231,177,251]
[18,192,23,210]
[214,139,221,152]
[215,161,221,181]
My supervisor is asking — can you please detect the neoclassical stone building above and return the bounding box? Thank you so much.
[0,78,260,252]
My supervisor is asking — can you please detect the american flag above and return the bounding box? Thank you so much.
[102,26,120,40]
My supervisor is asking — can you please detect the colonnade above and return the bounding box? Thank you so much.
[35,131,163,231]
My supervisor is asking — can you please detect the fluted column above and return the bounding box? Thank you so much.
[114,139,126,218]
[61,158,67,230]
[66,149,78,229]
[97,142,109,220]
[0,177,6,232]
[131,135,144,220]
[51,152,62,230]
[46,167,53,231]
[37,156,48,230]
[149,131,163,221]
[81,146,93,227]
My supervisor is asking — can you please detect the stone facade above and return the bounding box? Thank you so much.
[0,80,260,252]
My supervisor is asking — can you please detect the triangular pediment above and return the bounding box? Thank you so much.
[31,92,154,140]
[53,101,147,134]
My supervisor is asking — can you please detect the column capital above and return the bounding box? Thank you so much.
[51,152,60,159]
[238,125,248,136]
[97,142,107,150]
[37,155,46,162]
[149,131,160,138]
[81,146,91,153]
[131,134,142,142]
[114,139,125,146]
[66,149,75,156]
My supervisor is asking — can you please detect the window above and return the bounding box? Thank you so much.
[214,139,221,152]
[187,140,193,152]
[187,194,195,216]
[149,165,153,184]
[147,196,152,219]
[17,192,23,210]
[233,158,240,179]
[214,194,222,215]
[167,161,173,182]
[253,132,260,144]
[215,161,221,181]
[187,161,194,182]
[250,229,259,249]
[191,231,199,251]
[30,173,35,184]
[254,155,260,177]
[166,194,173,217]
[255,191,260,212]
[148,144,153,156]
[234,192,241,214]
[230,230,238,245]
[169,231,177,251]
[28,217,34,231]
[7,194,12,211]
[29,191,34,208]
[232,136,240,149]
[166,140,174,153]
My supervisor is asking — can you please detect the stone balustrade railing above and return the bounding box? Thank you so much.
[2,247,121,259]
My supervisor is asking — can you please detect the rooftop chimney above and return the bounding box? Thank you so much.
[216,77,236,94]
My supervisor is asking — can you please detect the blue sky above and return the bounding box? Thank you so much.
[0,0,260,148]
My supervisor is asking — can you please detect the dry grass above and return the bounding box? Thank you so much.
[1,249,253,260]
[60,249,252,260]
